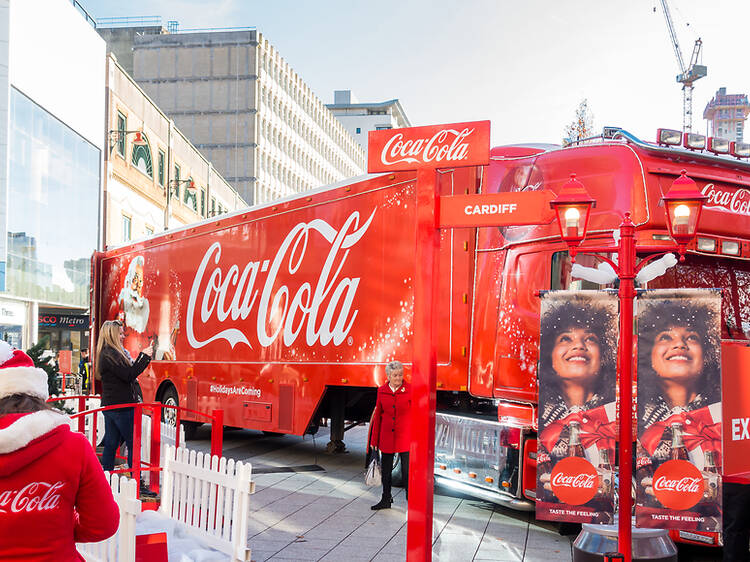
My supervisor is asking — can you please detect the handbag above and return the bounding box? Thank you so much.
[365,449,382,487]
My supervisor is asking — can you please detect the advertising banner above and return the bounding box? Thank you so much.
[635,289,722,532]
[722,343,750,477]
[536,291,618,524]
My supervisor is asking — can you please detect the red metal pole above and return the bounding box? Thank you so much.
[617,214,636,562]
[211,409,224,458]
[133,404,142,487]
[77,396,85,434]
[407,167,439,562]
[150,406,161,494]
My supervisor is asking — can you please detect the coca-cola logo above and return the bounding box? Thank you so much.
[0,481,65,514]
[701,183,750,216]
[550,457,598,505]
[380,128,474,167]
[186,210,375,350]
[652,460,704,510]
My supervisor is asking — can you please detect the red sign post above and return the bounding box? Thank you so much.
[369,121,490,561]
[369,121,555,561]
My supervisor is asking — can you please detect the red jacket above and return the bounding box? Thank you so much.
[0,410,120,561]
[369,382,411,454]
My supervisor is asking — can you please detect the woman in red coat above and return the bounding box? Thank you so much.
[0,341,120,561]
[369,360,411,510]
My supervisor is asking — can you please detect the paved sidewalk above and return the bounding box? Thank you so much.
[189,425,574,561]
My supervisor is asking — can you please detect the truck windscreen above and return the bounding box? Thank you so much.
[645,254,750,341]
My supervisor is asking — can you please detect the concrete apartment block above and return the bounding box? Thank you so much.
[99,25,365,205]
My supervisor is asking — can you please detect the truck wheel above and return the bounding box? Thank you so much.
[160,386,200,440]
[160,386,179,427]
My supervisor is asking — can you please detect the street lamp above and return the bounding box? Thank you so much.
[164,178,197,230]
[550,170,706,562]
[108,129,147,155]
[168,178,195,199]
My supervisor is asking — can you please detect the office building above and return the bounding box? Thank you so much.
[326,90,411,157]
[0,0,104,355]
[703,87,750,143]
[98,23,366,205]
[105,53,247,246]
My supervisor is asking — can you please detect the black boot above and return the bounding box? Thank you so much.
[371,496,393,510]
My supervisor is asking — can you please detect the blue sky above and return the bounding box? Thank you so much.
[82,0,750,147]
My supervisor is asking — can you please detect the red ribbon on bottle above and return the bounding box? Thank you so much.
[539,405,617,456]
[640,406,721,456]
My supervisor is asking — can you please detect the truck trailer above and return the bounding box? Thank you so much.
[92,127,750,546]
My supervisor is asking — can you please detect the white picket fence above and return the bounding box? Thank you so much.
[140,415,186,486]
[160,445,255,562]
[77,473,141,562]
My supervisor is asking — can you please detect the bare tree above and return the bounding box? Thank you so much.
[563,99,595,146]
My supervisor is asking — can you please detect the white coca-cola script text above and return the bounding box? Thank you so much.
[186,210,375,350]
[653,476,702,493]
[551,472,597,489]
[0,481,64,514]
[380,127,474,166]
[701,184,750,216]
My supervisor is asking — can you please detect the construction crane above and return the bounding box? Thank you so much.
[658,0,707,132]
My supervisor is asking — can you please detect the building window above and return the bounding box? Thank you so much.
[200,189,206,216]
[122,215,132,241]
[375,125,392,130]
[6,87,100,308]
[145,226,154,236]
[210,197,216,216]
[116,112,126,157]
[131,133,153,178]
[173,165,180,199]
[157,150,165,186]
[355,127,361,134]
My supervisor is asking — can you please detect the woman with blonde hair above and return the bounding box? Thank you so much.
[97,320,152,473]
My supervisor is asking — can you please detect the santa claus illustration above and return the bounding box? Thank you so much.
[118,256,149,334]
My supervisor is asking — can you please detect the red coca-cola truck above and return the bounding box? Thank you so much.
[92,127,749,545]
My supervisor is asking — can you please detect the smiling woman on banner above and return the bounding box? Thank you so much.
[538,301,618,463]
[636,299,722,491]
[536,299,618,522]
[636,299,721,469]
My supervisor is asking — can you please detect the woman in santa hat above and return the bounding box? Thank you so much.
[0,340,119,560]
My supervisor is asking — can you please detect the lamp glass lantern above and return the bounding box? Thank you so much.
[660,170,707,248]
[550,174,595,247]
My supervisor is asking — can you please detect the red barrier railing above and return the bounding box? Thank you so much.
[46,395,224,498]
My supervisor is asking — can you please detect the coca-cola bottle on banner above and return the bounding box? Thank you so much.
[702,450,720,502]
[597,448,613,496]
[568,421,585,458]
[669,422,689,461]
[537,449,554,501]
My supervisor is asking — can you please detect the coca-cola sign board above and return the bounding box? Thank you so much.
[721,343,750,477]
[99,182,421,369]
[535,291,618,524]
[367,121,490,173]
[550,457,599,505]
[635,289,722,532]
[438,191,555,228]
[651,460,705,510]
